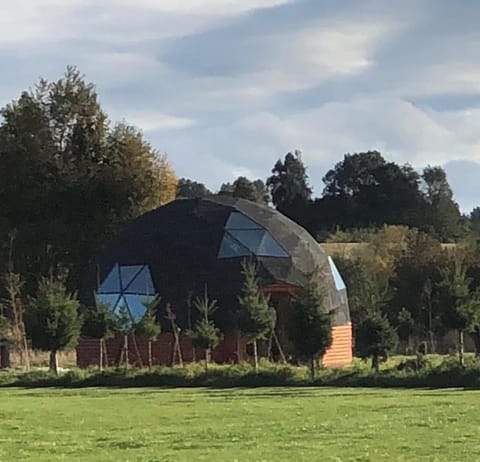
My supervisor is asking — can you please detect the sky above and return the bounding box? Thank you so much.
[1,0,479,212]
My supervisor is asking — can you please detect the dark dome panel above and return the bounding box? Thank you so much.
[81,197,350,329]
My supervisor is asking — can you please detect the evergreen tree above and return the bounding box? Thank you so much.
[435,259,480,366]
[237,260,276,371]
[289,277,332,380]
[115,304,134,367]
[267,150,312,224]
[25,276,82,374]
[187,289,222,373]
[81,302,117,370]
[136,297,162,369]
[356,312,398,372]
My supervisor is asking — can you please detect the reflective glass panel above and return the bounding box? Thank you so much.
[95,293,121,310]
[124,266,155,295]
[98,264,121,293]
[225,212,261,230]
[218,232,251,258]
[119,265,144,290]
[257,233,289,257]
[328,256,346,291]
[229,229,265,253]
[124,294,151,322]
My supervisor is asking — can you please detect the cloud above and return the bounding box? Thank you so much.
[1,0,480,210]
[116,110,197,132]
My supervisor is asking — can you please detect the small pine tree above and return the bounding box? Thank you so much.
[187,289,222,373]
[289,276,333,380]
[356,312,398,372]
[237,260,276,371]
[436,259,480,366]
[26,276,82,374]
[82,302,117,369]
[136,297,161,369]
[115,304,134,367]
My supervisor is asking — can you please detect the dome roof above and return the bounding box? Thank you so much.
[81,196,349,330]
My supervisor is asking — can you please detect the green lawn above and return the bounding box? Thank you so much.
[0,387,479,461]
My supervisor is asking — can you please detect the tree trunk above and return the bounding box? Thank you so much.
[124,334,129,367]
[49,350,58,375]
[472,327,480,357]
[310,356,316,381]
[21,329,30,372]
[458,329,465,367]
[253,339,259,372]
[99,338,103,371]
[148,341,153,370]
[372,354,379,372]
[204,348,210,373]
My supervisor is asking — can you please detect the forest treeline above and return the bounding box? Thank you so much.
[2,68,480,371]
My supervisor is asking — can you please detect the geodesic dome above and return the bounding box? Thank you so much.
[81,196,350,330]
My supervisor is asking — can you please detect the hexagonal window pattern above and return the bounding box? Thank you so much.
[218,212,288,259]
[96,264,156,322]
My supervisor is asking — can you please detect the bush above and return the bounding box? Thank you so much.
[2,355,480,389]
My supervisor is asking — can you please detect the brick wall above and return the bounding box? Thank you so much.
[77,332,246,368]
[321,323,353,367]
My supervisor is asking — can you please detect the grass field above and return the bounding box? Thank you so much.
[0,387,479,461]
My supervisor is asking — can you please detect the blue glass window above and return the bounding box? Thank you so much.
[229,230,265,253]
[119,266,143,290]
[124,266,155,295]
[218,212,289,259]
[95,293,121,309]
[218,233,251,259]
[226,212,261,230]
[124,294,154,322]
[328,256,346,291]
[98,264,121,293]
[95,264,157,323]
[257,233,288,257]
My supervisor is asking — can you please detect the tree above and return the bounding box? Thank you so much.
[81,302,117,370]
[469,207,480,236]
[237,260,276,371]
[320,151,424,231]
[176,178,211,199]
[1,271,30,370]
[136,297,162,369]
[267,151,312,223]
[435,259,480,366]
[356,312,398,371]
[421,166,462,241]
[115,304,134,367]
[289,276,332,380]
[0,67,177,294]
[389,231,446,351]
[219,177,269,204]
[397,307,415,353]
[188,289,222,372]
[25,276,82,374]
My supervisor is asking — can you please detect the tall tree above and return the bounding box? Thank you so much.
[435,259,480,366]
[267,151,312,223]
[176,178,212,199]
[237,260,276,371]
[188,289,222,372]
[421,166,463,241]
[319,151,424,231]
[25,276,82,374]
[0,67,177,293]
[289,277,332,380]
